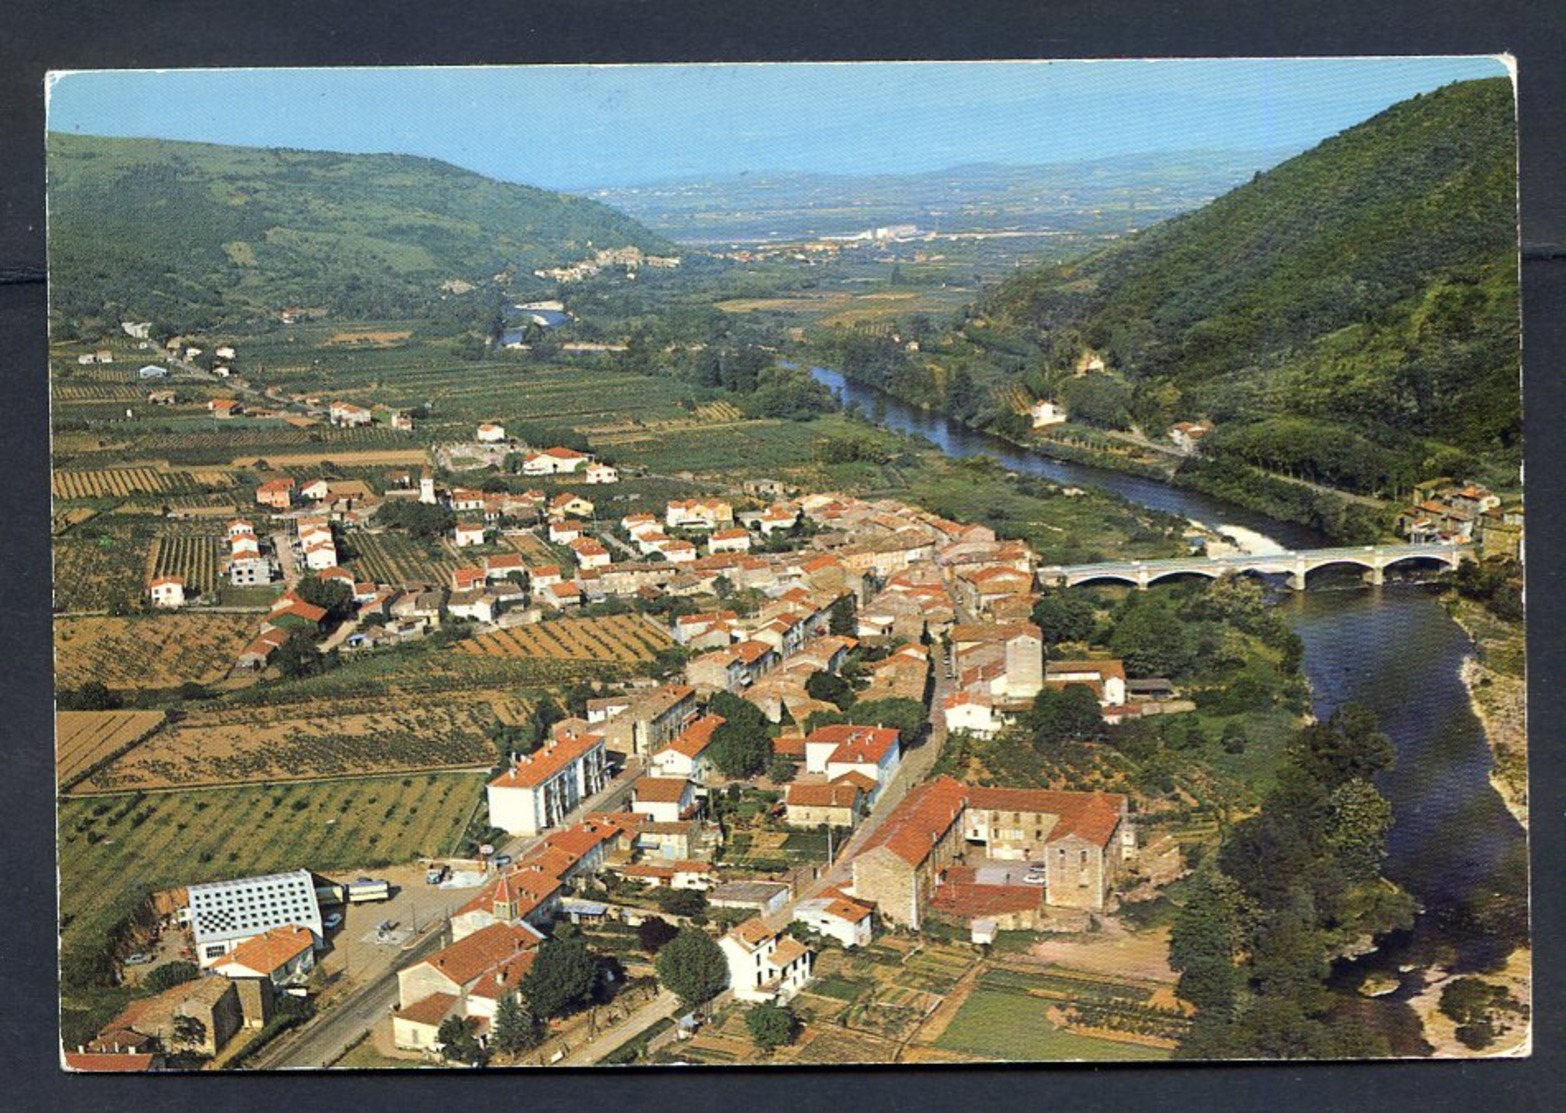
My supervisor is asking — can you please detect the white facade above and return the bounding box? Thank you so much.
[719,924,814,1004]
[486,735,610,836]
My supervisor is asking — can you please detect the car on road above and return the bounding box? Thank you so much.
[492,853,513,867]
[1022,873,1047,885]
[124,952,153,966]
[322,912,344,931]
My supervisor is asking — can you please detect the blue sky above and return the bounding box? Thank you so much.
[47,58,1508,190]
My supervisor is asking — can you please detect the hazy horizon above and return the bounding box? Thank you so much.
[47,58,1506,191]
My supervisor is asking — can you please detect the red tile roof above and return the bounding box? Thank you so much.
[63,1051,159,1072]
[966,786,1125,846]
[786,781,861,809]
[420,924,541,987]
[822,897,872,923]
[857,775,969,867]
[730,918,775,950]
[663,715,724,759]
[216,924,314,976]
[489,731,603,790]
[634,776,692,804]
[807,724,900,765]
[394,991,460,1028]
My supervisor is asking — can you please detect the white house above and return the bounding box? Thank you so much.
[649,715,724,783]
[521,447,592,475]
[941,690,1005,739]
[1045,659,1128,708]
[1031,399,1068,428]
[792,896,874,949]
[454,521,487,548]
[210,924,316,986]
[803,724,901,801]
[584,462,619,485]
[476,422,507,443]
[707,528,752,554]
[665,499,734,530]
[630,776,698,824]
[719,919,814,1004]
[148,576,186,608]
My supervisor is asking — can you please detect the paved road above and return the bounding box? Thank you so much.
[253,757,642,1069]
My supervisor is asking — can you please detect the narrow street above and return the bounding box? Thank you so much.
[553,988,678,1066]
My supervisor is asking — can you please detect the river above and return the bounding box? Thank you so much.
[812,366,1529,1026]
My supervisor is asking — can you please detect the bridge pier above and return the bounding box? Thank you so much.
[1365,565,1385,586]
[1288,557,1308,591]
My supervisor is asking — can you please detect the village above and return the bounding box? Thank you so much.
[62,345,1204,1069]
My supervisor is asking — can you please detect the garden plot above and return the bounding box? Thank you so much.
[456,614,671,664]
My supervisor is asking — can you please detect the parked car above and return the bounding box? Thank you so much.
[492,853,513,867]
[322,912,344,931]
[124,952,153,966]
[1022,873,1047,886]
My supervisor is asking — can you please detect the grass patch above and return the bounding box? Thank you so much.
[934,986,1169,1062]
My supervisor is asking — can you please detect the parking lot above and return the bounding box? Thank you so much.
[973,860,1047,887]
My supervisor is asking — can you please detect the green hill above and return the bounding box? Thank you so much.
[829,78,1520,502]
[46,133,677,330]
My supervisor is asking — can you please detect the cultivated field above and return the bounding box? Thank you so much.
[52,465,235,500]
[59,771,487,1033]
[352,530,458,587]
[54,613,255,689]
[51,524,155,612]
[456,614,671,664]
[76,694,504,791]
[146,525,224,596]
[56,710,168,789]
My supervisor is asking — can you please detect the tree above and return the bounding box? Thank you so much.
[654,928,728,1008]
[828,595,857,636]
[60,680,121,711]
[706,691,773,777]
[142,961,199,994]
[171,1014,207,1052]
[1032,592,1096,646]
[1323,777,1394,882]
[636,916,680,954]
[1108,597,1193,677]
[520,938,599,1019]
[273,628,324,679]
[436,1015,485,1065]
[746,1001,799,1052]
[1169,867,1247,1015]
[805,670,854,710]
[492,991,539,1056]
[656,887,708,918]
[1290,703,1395,789]
[768,756,798,784]
[1028,684,1107,748]
[293,575,355,622]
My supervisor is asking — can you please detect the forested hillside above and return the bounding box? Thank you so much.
[820,78,1520,502]
[47,133,675,331]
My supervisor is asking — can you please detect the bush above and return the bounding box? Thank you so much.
[141,960,199,994]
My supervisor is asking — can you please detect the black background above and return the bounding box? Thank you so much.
[3,2,1563,1110]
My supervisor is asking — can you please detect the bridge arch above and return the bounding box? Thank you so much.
[1067,572,1142,589]
[1143,568,1222,588]
[1381,553,1461,576]
[1300,558,1378,584]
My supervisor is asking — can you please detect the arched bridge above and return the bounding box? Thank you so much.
[1038,541,1468,592]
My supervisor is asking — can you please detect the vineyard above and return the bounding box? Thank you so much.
[54,613,255,688]
[146,525,223,596]
[59,771,487,1034]
[76,694,504,790]
[457,614,671,663]
[55,710,168,789]
[52,465,234,501]
[352,530,458,587]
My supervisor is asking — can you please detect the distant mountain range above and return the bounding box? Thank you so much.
[585,151,1302,242]
[47,133,676,329]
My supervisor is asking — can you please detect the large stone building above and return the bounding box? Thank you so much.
[848,776,1131,929]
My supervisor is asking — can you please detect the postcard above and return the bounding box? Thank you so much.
[47,58,1527,1070]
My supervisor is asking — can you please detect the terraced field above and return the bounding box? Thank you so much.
[352,529,458,586]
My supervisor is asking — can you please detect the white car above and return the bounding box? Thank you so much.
[1022,873,1047,886]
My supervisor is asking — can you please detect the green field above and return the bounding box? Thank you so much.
[934,985,1170,1062]
[59,772,485,1041]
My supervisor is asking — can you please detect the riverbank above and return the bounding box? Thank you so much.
[1448,596,1528,829]
[1404,946,1532,1058]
